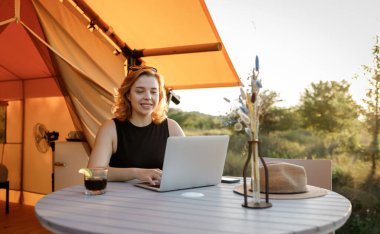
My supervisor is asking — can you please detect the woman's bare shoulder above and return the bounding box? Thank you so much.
[167,118,178,127]
[98,119,116,134]
[167,118,185,136]
[103,119,116,127]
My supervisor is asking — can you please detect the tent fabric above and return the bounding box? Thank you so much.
[0,23,51,80]
[51,56,115,146]
[0,0,57,80]
[34,0,125,92]
[1,0,122,195]
[3,101,22,192]
[33,0,126,146]
[0,23,60,101]
[0,0,15,22]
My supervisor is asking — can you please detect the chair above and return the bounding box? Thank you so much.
[0,162,9,214]
[0,180,9,214]
[263,157,332,190]
[262,158,333,234]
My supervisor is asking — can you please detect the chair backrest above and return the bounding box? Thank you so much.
[262,157,332,190]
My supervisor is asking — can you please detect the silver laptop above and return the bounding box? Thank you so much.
[135,135,229,192]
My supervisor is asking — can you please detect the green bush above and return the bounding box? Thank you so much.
[223,151,245,176]
[334,165,380,234]
[260,133,305,158]
[223,133,248,176]
[336,186,380,234]
[332,166,354,188]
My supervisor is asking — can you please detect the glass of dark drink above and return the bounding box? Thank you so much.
[84,167,108,195]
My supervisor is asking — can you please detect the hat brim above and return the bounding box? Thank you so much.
[233,184,328,200]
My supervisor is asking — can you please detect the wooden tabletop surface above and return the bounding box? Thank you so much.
[35,181,351,234]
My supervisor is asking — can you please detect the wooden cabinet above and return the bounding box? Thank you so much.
[54,142,89,191]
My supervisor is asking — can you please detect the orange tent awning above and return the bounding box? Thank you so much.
[75,0,241,90]
[1,0,240,100]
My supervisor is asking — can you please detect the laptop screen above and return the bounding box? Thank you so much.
[136,135,229,192]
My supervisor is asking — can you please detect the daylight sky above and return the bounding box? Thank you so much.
[174,0,380,116]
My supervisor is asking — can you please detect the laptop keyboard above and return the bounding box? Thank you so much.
[141,182,161,188]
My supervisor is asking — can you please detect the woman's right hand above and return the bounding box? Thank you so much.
[134,168,162,185]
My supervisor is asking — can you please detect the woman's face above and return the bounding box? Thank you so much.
[128,74,160,118]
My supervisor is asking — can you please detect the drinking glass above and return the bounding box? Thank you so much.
[84,167,108,195]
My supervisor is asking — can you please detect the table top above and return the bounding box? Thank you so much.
[35,181,351,234]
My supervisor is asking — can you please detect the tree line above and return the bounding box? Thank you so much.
[171,36,380,171]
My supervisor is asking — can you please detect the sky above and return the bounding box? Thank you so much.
[173,0,380,116]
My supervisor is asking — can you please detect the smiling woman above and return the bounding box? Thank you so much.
[88,66,185,185]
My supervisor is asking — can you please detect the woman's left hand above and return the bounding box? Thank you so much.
[134,168,162,185]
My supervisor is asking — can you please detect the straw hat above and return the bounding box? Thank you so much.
[234,162,328,199]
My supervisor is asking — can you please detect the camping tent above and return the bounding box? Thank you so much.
[0,0,240,205]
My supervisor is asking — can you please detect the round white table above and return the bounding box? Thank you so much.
[35,181,351,234]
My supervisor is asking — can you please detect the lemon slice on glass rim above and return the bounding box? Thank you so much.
[78,168,92,177]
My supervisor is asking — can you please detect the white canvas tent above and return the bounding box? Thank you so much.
[0,0,240,205]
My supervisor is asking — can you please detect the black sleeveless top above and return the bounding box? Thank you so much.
[109,118,169,169]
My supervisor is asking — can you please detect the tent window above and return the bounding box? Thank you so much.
[0,104,6,144]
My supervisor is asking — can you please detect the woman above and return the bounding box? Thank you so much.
[88,66,185,185]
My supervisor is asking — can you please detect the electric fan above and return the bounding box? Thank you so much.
[33,123,59,153]
[33,123,59,192]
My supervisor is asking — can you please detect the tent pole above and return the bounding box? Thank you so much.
[0,18,16,26]
[19,80,25,204]
[15,0,20,23]
[135,42,222,57]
